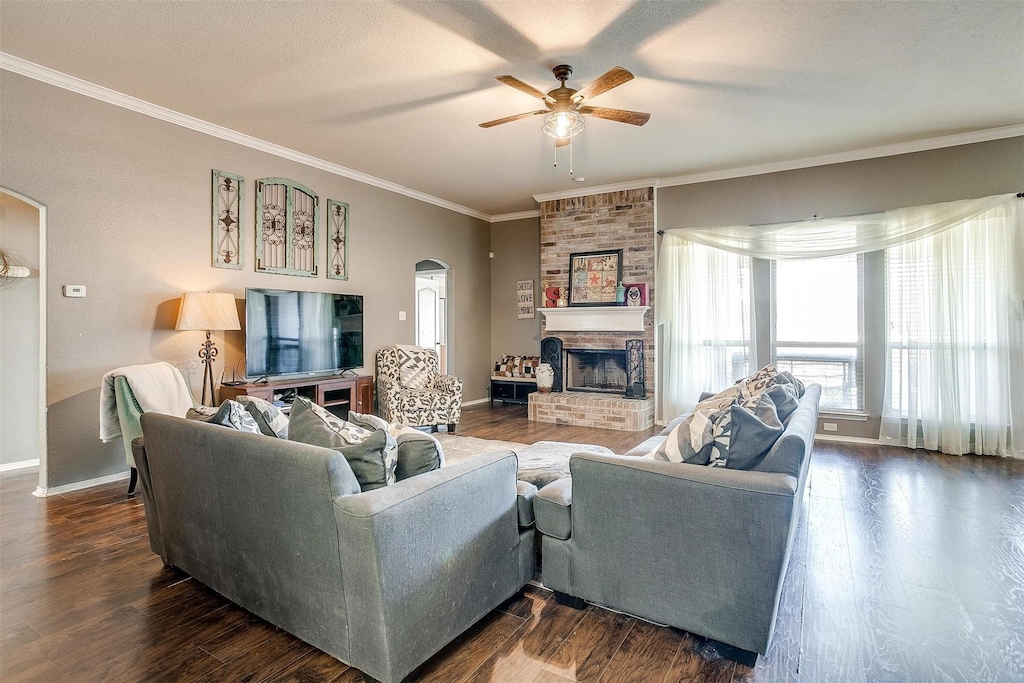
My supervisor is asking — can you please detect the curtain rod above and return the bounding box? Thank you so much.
[656,192,1024,235]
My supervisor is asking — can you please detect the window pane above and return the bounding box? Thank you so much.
[772,254,864,411]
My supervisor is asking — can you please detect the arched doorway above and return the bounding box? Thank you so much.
[414,259,451,374]
[0,188,48,495]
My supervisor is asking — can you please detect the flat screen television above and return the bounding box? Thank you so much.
[245,288,364,378]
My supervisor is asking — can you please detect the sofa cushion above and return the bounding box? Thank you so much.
[235,395,289,438]
[289,397,396,490]
[348,411,445,481]
[763,383,800,422]
[187,400,262,435]
[721,394,785,470]
[534,478,573,540]
[776,370,806,398]
[516,480,538,527]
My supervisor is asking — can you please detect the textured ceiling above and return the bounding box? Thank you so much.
[2,1,1022,215]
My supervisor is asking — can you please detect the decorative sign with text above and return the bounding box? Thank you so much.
[517,280,535,319]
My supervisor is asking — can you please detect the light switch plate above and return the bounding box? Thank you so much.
[63,285,87,298]
[398,311,407,321]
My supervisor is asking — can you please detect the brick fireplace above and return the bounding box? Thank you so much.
[527,187,656,431]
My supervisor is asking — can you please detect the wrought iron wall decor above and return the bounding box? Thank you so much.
[541,336,564,392]
[255,178,319,277]
[326,199,349,280]
[625,339,646,399]
[212,170,244,269]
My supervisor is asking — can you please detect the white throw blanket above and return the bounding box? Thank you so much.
[99,362,195,442]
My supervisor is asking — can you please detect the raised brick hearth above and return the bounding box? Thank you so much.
[529,392,655,431]
[532,187,656,431]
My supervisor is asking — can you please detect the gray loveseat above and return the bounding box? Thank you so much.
[135,413,535,683]
[534,384,821,665]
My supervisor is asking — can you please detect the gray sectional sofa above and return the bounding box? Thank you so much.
[135,413,535,683]
[534,384,821,665]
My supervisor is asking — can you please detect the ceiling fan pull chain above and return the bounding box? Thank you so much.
[570,137,574,176]
[553,142,558,168]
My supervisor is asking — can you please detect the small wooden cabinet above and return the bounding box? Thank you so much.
[220,375,374,415]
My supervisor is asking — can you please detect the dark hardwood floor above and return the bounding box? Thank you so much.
[2,403,1022,682]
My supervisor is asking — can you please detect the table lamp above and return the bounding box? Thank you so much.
[176,292,241,406]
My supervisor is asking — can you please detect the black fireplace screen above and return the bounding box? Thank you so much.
[565,349,628,393]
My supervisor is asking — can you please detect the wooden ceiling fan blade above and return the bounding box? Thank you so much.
[495,75,556,103]
[572,66,634,103]
[479,110,548,128]
[579,106,650,126]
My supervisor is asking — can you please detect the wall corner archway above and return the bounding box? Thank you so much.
[1,187,48,496]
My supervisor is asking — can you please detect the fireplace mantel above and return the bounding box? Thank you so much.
[540,306,650,332]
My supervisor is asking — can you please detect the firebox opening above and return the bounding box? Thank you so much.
[565,349,628,394]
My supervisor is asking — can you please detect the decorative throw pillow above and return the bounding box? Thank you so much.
[188,400,262,435]
[517,356,541,378]
[235,395,289,439]
[737,364,780,397]
[396,345,432,388]
[763,383,800,422]
[721,394,785,470]
[349,411,445,480]
[646,413,714,465]
[776,371,806,398]
[493,355,518,377]
[289,397,396,490]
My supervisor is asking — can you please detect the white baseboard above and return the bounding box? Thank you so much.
[814,434,883,445]
[33,470,131,497]
[0,459,40,472]
[462,398,490,407]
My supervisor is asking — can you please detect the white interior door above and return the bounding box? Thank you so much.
[415,270,448,373]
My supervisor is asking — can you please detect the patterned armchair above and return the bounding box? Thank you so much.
[376,345,464,432]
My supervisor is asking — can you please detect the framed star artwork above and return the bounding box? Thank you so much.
[567,249,623,306]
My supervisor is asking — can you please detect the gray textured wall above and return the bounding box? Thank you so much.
[490,217,541,363]
[0,192,41,466]
[2,73,492,489]
[657,137,1024,438]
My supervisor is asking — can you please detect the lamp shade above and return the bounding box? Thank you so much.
[175,292,241,331]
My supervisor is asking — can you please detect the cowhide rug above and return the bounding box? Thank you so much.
[434,434,615,488]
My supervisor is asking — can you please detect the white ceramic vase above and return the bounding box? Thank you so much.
[536,363,554,393]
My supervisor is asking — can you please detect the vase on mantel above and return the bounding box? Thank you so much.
[536,363,554,393]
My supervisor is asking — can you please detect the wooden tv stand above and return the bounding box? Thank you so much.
[219,374,374,415]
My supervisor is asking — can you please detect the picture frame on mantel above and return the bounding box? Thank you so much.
[567,249,623,307]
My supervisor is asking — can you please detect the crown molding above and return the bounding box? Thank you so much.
[0,52,492,222]
[659,125,1024,188]
[490,209,540,222]
[532,178,660,204]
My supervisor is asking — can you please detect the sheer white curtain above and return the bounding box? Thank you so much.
[881,199,1024,457]
[659,193,1023,457]
[657,233,752,421]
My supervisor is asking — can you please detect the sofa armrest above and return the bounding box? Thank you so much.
[517,480,538,527]
[430,373,464,396]
[535,477,573,540]
[376,376,401,420]
[332,450,526,682]
[567,452,799,653]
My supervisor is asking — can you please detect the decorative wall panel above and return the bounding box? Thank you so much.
[255,178,319,277]
[327,199,349,280]
[211,170,244,269]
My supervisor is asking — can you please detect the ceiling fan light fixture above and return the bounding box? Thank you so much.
[542,111,584,139]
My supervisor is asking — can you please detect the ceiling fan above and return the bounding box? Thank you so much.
[480,65,650,146]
